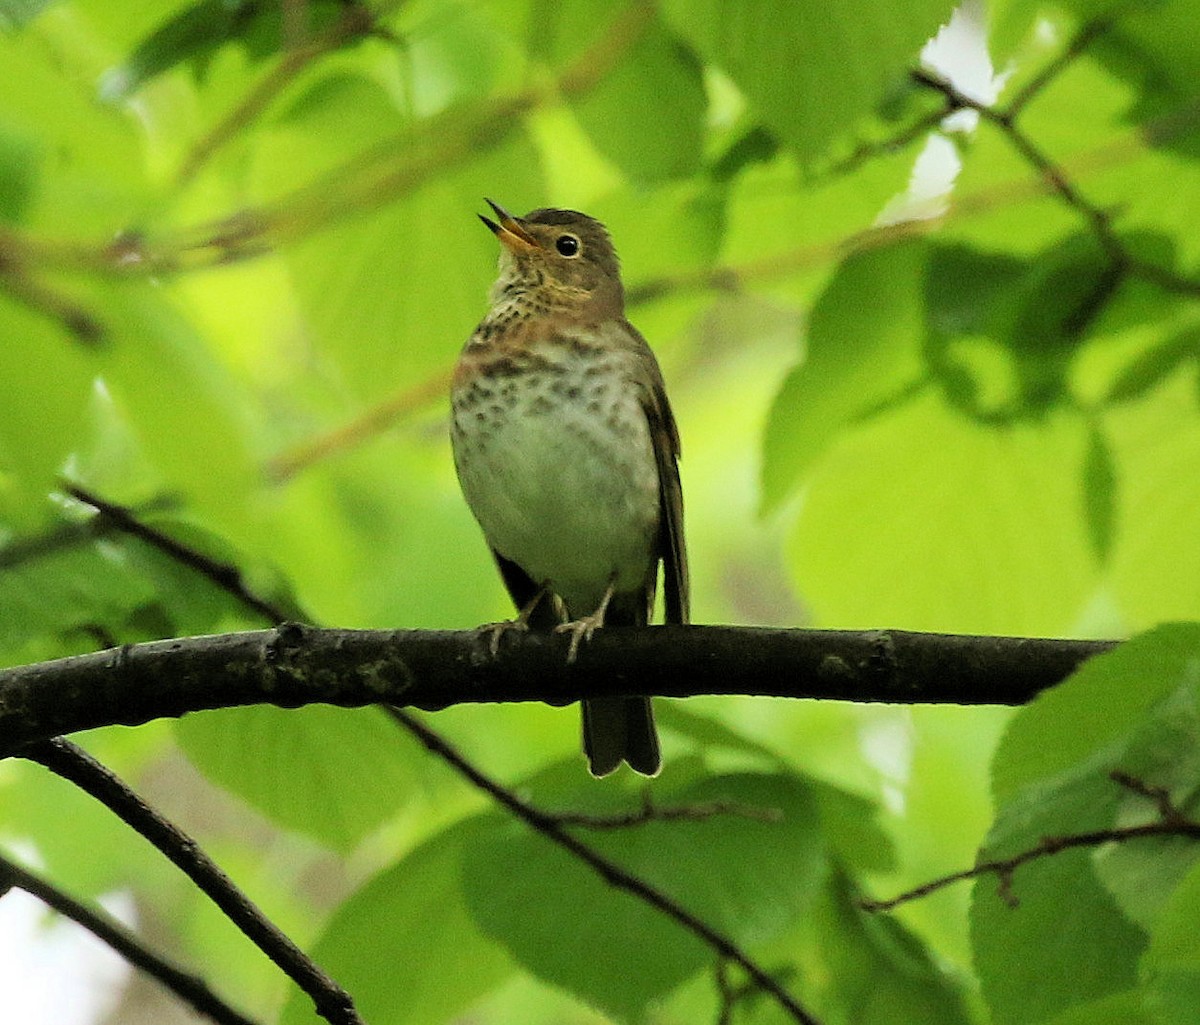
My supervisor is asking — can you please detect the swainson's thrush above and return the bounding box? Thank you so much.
[451,201,689,777]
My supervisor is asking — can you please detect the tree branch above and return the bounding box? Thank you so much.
[0,623,1117,757]
[386,708,823,1025]
[862,771,1200,912]
[22,739,364,1025]
[0,850,259,1025]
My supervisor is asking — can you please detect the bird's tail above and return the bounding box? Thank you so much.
[582,696,660,777]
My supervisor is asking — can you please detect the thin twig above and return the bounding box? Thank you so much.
[862,771,1200,912]
[385,707,825,1025]
[263,368,451,482]
[715,959,737,1025]
[551,794,782,829]
[0,260,104,344]
[913,61,1200,298]
[826,102,954,180]
[0,496,176,570]
[22,739,365,1025]
[0,851,259,1025]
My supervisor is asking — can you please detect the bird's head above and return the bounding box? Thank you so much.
[480,200,623,315]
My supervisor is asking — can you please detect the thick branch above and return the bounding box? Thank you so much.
[0,623,1116,756]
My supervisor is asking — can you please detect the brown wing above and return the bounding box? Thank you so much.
[625,321,689,626]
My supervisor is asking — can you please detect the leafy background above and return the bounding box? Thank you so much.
[1,0,1200,1023]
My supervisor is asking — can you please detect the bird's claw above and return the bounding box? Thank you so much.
[554,613,603,664]
[478,618,529,657]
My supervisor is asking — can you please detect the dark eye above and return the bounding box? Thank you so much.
[555,234,580,257]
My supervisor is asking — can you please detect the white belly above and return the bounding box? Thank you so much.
[452,357,659,615]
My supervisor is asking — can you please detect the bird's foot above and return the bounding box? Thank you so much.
[479,582,553,656]
[478,617,528,657]
[554,577,616,664]
[555,612,602,663]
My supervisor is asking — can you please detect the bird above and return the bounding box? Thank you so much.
[450,200,688,777]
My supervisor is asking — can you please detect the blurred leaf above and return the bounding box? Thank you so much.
[267,75,541,401]
[0,296,95,524]
[0,0,53,31]
[94,281,257,524]
[1104,326,1200,404]
[1103,371,1200,623]
[812,782,895,875]
[280,818,514,1025]
[923,243,1026,417]
[0,538,151,651]
[661,0,958,161]
[0,123,37,221]
[175,705,420,851]
[100,0,351,101]
[1082,424,1116,563]
[1070,0,1200,128]
[786,391,1097,634]
[0,752,174,899]
[571,15,705,182]
[717,136,917,309]
[762,241,927,509]
[1038,990,1154,1025]
[0,30,148,235]
[462,769,825,1020]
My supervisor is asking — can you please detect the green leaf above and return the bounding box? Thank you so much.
[814,872,973,1025]
[974,625,1200,1024]
[661,0,958,161]
[461,769,825,1020]
[1104,326,1200,405]
[761,240,927,509]
[174,705,420,851]
[971,850,1146,1025]
[718,146,917,306]
[1070,0,1200,127]
[270,78,542,402]
[0,749,175,899]
[1141,857,1200,1025]
[279,819,514,1025]
[991,624,1200,801]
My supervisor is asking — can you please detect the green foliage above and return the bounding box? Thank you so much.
[972,625,1200,1024]
[2,1,1200,1024]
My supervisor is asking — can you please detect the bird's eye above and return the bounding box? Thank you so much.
[555,234,580,257]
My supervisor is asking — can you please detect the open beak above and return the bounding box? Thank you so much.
[479,199,539,252]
